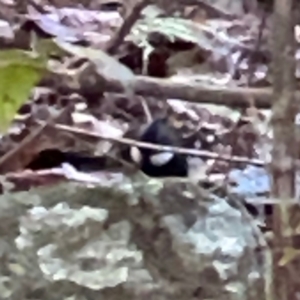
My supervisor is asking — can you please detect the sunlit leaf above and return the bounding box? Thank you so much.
[54,39,134,82]
[130,17,211,46]
[0,50,47,131]
[279,247,300,266]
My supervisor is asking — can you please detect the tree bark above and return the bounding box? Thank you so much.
[271,0,297,299]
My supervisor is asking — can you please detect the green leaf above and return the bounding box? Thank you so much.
[0,50,47,132]
[34,39,66,59]
[0,49,45,68]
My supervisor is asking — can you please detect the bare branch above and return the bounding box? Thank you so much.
[106,0,151,55]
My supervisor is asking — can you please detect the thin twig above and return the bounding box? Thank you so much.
[43,121,266,166]
[0,123,48,173]
[0,108,71,174]
[247,8,268,86]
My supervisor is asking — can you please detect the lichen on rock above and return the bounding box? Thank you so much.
[0,176,266,300]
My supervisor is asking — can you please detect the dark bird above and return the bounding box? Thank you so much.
[131,118,188,177]
[28,118,188,177]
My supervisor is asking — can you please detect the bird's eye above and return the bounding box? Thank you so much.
[150,152,174,166]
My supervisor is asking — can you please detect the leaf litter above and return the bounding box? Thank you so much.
[0,0,285,230]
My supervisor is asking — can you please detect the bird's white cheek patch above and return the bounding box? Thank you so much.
[130,146,142,164]
[150,152,174,166]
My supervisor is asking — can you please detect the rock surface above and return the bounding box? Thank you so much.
[0,175,266,300]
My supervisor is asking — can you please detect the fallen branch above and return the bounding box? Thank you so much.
[105,76,277,108]
[42,67,296,109]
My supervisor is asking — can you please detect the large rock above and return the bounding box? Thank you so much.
[0,175,266,300]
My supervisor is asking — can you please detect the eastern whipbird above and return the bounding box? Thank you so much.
[130,117,188,177]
